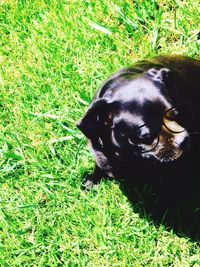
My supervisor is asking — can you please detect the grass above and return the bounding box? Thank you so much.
[0,0,199,266]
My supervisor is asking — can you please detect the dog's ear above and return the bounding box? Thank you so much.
[145,67,172,84]
[77,98,115,139]
[77,67,141,139]
[96,67,143,98]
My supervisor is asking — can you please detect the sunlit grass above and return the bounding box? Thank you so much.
[0,0,199,265]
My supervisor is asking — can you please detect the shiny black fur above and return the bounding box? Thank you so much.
[77,55,200,187]
[77,55,200,239]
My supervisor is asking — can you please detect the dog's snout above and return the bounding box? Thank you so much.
[139,133,150,143]
[129,131,150,144]
[135,126,151,144]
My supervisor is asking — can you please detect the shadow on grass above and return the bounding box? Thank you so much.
[81,136,200,241]
[117,149,200,241]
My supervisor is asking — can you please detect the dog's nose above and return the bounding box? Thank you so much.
[129,133,150,145]
[139,134,151,143]
[136,127,151,144]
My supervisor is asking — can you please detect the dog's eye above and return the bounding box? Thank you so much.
[165,108,178,121]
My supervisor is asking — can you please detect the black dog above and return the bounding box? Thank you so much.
[77,55,200,189]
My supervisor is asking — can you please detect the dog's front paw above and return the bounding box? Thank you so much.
[81,166,105,190]
[82,174,101,190]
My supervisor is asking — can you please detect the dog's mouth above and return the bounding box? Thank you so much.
[133,136,160,154]
[156,145,183,162]
[114,130,190,163]
[140,130,190,162]
[142,141,185,162]
[114,140,186,163]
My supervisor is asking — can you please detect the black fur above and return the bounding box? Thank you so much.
[77,55,200,239]
[77,55,200,185]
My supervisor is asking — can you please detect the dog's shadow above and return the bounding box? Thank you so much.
[117,151,200,241]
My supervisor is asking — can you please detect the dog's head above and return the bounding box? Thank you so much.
[77,67,191,163]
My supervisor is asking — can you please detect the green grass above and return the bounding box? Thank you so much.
[0,0,199,266]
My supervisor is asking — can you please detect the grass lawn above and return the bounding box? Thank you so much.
[0,0,199,266]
